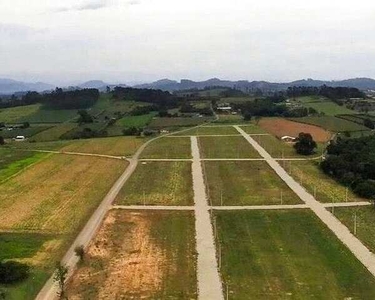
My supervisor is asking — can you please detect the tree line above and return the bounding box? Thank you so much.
[321,136,375,199]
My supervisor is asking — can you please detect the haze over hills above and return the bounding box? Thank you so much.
[1,77,375,95]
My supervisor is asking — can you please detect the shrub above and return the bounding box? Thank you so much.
[0,261,30,284]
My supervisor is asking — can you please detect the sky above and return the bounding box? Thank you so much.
[0,0,375,85]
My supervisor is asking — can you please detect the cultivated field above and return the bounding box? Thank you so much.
[66,210,197,299]
[204,161,301,205]
[174,126,239,136]
[1,125,52,139]
[290,116,369,132]
[279,160,364,203]
[258,117,332,142]
[61,136,146,156]
[237,124,267,134]
[0,154,127,233]
[18,108,79,123]
[198,136,261,158]
[115,162,193,206]
[140,137,191,159]
[0,149,47,182]
[215,210,375,299]
[30,123,78,142]
[214,114,246,124]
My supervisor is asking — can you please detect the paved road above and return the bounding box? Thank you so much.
[191,136,224,300]
[235,126,375,278]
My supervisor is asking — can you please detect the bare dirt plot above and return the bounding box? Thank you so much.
[0,154,127,233]
[204,161,301,205]
[140,137,192,159]
[61,136,146,157]
[67,210,197,299]
[278,160,365,203]
[115,161,194,206]
[198,136,261,159]
[258,118,332,142]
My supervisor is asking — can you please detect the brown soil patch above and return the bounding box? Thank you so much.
[67,211,167,299]
[258,118,332,143]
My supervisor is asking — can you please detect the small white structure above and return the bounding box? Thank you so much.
[281,136,296,143]
[14,136,26,141]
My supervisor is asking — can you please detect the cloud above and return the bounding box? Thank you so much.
[53,0,140,13]
[54,0,110,12]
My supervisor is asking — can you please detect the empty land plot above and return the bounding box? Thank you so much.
[238,124,267,134]
[214,114,246,124]
[199,136,261,159]
[0,154,127,233]
[61,136,146,156]
[0,232,62,300]
[290,116,369,132]
[0,104,41,123]
[258,118,332,142]
[67,210,197,299]
[173,126,239,136]
[30,123,78,142]
[8,140,73,151]
[115,161,193,206]
[141,137,191,159]
[335,206,375,252]
[215,210,375,299]
[279,160,365,203]
[0,149,47,182]
[204,161,301,205]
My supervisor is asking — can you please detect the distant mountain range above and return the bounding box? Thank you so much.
[134,77,375,92]
[1,77,375,95]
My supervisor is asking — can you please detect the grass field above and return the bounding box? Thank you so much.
[253,134,324,158]
[173,126,239,136]
[204,161,301,205]
[18,107,79,123]
[7,140,73,151]
[199,136,261,159]
[290,116,369,132]
[0,154,127,233]
[141,137,191,159]
[29,123,78,142]
[67,210,197,299]
[297,96,355,115]
[279,160,364,203]
[215,210,375,299]
[257,118,332,142]
[149,117,212,128]
[0,232,61,299]
[0,104,41,123]
[61,136,146,156]
[335,206,375,252]
[237,124,267,134]
[115,162,193,206]
[117,112,157,128]
[0,148,47,182]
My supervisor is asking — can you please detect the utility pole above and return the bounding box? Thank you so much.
[221,190,223,206]
[280,190,283,205]
[226,283,229,300]
[345,187,348,202]
[354,211,357,235]
[314,186,317,199]
[218,244,222,269]
[143,191,146,206]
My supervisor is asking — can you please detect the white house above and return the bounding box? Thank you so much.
[281,136,296,142]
